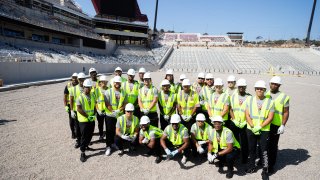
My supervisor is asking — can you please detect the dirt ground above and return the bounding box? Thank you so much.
[1,71,320,179]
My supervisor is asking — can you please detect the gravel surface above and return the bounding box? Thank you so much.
[1,72,320,179]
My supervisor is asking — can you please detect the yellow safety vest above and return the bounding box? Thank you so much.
[139,86,157,112]
[105,88,126,117]
[142,125,163,139]
[177,90,199,116]
[70,85,82,110]
[246,96,274,132]
[77,93,96,122]
[95,87,108,113]
[158,91,176,115]
[230,92,251,125]
[210,127,240,153]
[165,124,188,146]
[66,82,74,105]
[122,81,139,106]
[200,86,214,111]
[192,82,204,94]
[192,122,211,141]
[118,115,139,136]
[265,91,289,126]
[209,93,229,120]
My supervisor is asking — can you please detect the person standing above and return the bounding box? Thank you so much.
[108,67,126,88]
[225,75,237,96]
[199,73,215,123]
[95,75,108,141]
[138,67,146,88]
[164,69,178,93]
[192,72,205,94]
[123,69,140,117]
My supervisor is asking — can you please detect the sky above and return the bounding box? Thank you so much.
[76,0,320,41]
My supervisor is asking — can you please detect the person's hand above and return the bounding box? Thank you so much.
[164,115,170,121]
[200,100,205,105]
[252,125,262,133]
[197,146,205,154]
[142,138,149,144]
[198,141,207,145]
[207,153,214,163]
[65,106,69,112]
[277,125,285,134]
[88,116,95,122]
[239,121,247,128]
[97,110,105,116]
[171,149,179,157]
[131,135,137,143]
[71,111,76,118]
[121,134,131,141]
[165,148,171,156]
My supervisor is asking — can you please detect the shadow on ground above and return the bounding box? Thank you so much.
[0,119,17,125]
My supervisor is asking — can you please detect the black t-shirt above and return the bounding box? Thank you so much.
[64,85,69,95]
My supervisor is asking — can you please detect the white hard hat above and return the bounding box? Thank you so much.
[113,76,122,83]
[211,115,223,123]
[139,67,146,73]
[99,75,108,82]
[125,103,135,111]
[77,72,86,79]
[170,114,181,123]
[198,72,205,79]
[89,67,97,74]
[214,78,223,86]
[161,79,171,86]
[83,79,93,87]
[166,69,173,75]
[115,67,122,72]
[254,80,267,89]
[143,72,151,79]
[179,74,186,80]
[72,72,78,77]
[140,116,150,125]
[236,78,247,86]
[205,73,214,79]
[227,75,236,82]
[196,113,206,121]
[182,79,191,86]
[270,76,282,85]
[127,69,135,76]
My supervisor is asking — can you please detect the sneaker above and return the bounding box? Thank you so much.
[80,153,86,162]
[155,156,162,164]
[74,142,80,149]
[118,150,124,156]
[245,167,256,174]
[105,147,111,156]
[218,166,224,173]
[181,155,187,164]
[261,170,269,180]
[129,145,136,152]
[226,170,234,179]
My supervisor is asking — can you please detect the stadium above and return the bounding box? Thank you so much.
[0,0,320,179]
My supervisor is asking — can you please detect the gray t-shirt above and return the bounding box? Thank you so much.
[76,94,91,106]
[105,89,127,106]
[238,94,250,106]
[247,98,275,113]
[213,92,230,106]
[270,91,290,107]
[116,118,134,134]
[138,86,158,98]
[209,129,233,144]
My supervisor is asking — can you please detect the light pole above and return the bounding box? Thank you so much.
[152,0,159,40]
[306,0,317,46]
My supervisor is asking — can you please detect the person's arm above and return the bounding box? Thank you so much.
[70,96,74,111]
[116,127,122,136]
[190,132,199,147]
[207,103,212,117]
[217,143,233,156]
[261,111,274,128]
[282,107,289,125]
[160,134,168,149]
[221,104,229,117]
[178,137,189,153]
[138,96,144,109]
[208,140,213,153]
[139,135,144,144]
[77,105,87,118]
[245,108,254,128]
[230,108,235,120]
[147,138,156,149]
[149,96,158,110]
[177,104,182,115]
[169,102,177,115]
[63,86,69,106]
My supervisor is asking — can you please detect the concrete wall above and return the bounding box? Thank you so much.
[0,62,160,85]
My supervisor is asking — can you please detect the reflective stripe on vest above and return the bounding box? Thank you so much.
[193,122,210,141]
[177,90,198,116]
[95,87,107,112]
[140,86,157,112]
[123,81,139,105]
[77,93,95,122]
[66,82,73,104]
[201,86,214,111]
[211,127,240,153]
[209,93,229,120]
[119,115,139,136]
[143,125,163,139]
[265,91,289,126]
[247,96,273,131]
[159,91,176,115]
[71,85,82,109]
[231,93,250,123]
[166,124,188,146]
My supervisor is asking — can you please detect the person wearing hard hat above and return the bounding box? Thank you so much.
[199,73,215,124]
[207,116,240,179]
[229,78,251,164]
[70,72,86,148]
[115,103,140,155]
[177,78,200,131]
[63,72,78,139]
[190,113,212,156]
[108,67,126,88]
[265,76,290,174]
[76,79,96,162]
[175,74,187,94]
[158,79,177,130]
[225,75,237,96]
[139,116,163,164]
[245,80,274,180]
[104,76,127,156]
[89,67,98,89]
[138,72,159,127]
[94,75,108,141]
[164,69,177,93]
[207,78,230,128]
[160,114,190,164]
[123,69,140,117]
[192,72,205,94]
[138,67,146,88]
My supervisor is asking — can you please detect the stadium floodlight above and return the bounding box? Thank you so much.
[153,0,159,40]
[306,0,317,46]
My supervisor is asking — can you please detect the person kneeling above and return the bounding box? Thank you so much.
[208,116,240,179]
[160,114,190,164]
[139,116,163,163]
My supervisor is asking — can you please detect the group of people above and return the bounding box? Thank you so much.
[63,67,290,179]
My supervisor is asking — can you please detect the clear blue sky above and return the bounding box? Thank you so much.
[77,0,320,41]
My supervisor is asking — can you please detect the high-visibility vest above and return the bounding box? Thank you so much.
[138,80,144,89]
[142,125,163,140]
[122,81,139,106]
[200,86,214,111]
[210,127,240,153]
[192,122,211,141]
[230,92,251,125]
[158,91,176,115]
[70,85,82,110]
[225,88,237,96]
[265,91,290,126]
[246,96,274,131]
[177,90,199,116]
[77,93,96,122]
[95,87,108,112]
[165,124,188,146]
[90,81,99,93]
[208,93,229,120]
[192,82,204,94]
[118,114,139,136]
[66,82,74,105]
[139,86,158,112]
[105,88,126,117]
